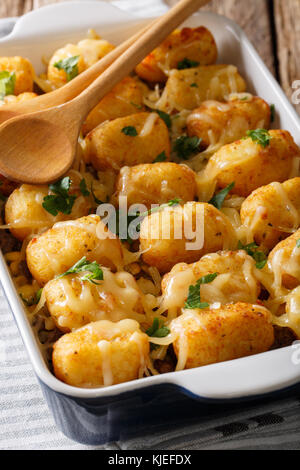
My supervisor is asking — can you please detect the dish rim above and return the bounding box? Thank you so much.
[0,0,300,401]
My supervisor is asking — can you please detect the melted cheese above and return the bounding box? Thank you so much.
[140,112,158,137]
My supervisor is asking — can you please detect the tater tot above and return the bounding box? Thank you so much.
[135,27,217,83]
[82,77,145,135]
[140,202,237,273]
[268,229,300,290]
[85,112,171,172]
[161,251,260,315]
[0,92,37,107]
[52,319,149,388]
[5,179,94,240]
[112,162,197,208]
[187,96,271,148]
[26,215,123,285]
[171,303,274,370]
[47,39,114,88]
[0,56,34,95]
[204,130,300,198]
[44,269,145,332]
[158,65,246,112]
[241,178,300,250]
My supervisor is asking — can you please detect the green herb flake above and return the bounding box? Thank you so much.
[184,273,218,310]
[190,83,198,88]
[238,241,267,270]
[42,176,76,216]
[296,239,300,248]
[246,129,272,148]
[146,317,170,338]
[53,55,80,82]
[153,151,167,163]
[177,58,200,70]
[0,71,16,98]
[155,110,172,129]
[130,101,143,110]
[208,182,235,210]
[79,178,90,197]
[20,288,43,307]
[173,135,202,160]
[270,104,276,123]
[56,256,103,284]
[121,126,138,137]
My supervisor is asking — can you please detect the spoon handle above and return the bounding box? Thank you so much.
[71,0,211,119]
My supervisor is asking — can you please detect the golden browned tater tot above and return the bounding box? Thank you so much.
[161,250,260,315]
[187,96,271,148]
[135,27,217,83]
[268,229,300,290]
[0,57,34,94]
[158,65,246,112]
[112,162,197,208]
[240,178,300,250]
[26,215,123,285]
[53,319,149,388]
[171,303,274,369]
[82,77,145,135]
[205,130,300,198]
[140,202,237,273]
[85,112,171,172]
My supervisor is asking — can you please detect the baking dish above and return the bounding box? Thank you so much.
[1,0,300,445]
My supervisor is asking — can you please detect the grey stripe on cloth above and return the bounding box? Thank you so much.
[1,0,300,451]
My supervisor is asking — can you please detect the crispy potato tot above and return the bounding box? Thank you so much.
[135,27,217,83]
[205,130,300,197]
[187,96,271,148]
[158,65,246,112]
[0,91,37,107]
[161,251,260,315]
[140,202,237,273]
[82,77,145,135]
[53,319,149,387]
[5,178,94,240]
[47,38,114,88]
[112,162,197,208]
[85,112,171,172]
[44,270,145,332]
[268,229,300,290]
[171,303,274,369]
[241,178,300,250]
[26,215,123,285]
[0,56,34,95]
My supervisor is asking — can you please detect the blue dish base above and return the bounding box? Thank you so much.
[39,378,300,446]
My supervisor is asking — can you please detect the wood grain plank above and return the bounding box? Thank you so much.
[274,0,300,115]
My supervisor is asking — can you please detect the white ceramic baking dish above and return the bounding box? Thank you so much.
[1,1,300,444]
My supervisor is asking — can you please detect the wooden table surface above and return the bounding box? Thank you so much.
[0,0,299,115]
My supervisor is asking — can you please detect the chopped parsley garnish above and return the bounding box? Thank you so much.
[270,104,276,123]
[79,178,90,197]
[177,58,200,70]
[208,182,235,210]
[240,96,248,101]
[185,273,218,310]
[121,126,138,136]
[296,239,300,248]
[130,101,143,110]
[56,256,103,284]
[190,83,198,88]
[140,198,181,219]
[238,241,267,270]
[0,71,16,98]
[42,177,76,216]
[20,288,43,307]
[246,129,272,148]
[155,110,172,129]
[90,182,104,205]
[53,55,80,82]
[173,135,202,160]
[146,318,170,338]
[153,151,167,163]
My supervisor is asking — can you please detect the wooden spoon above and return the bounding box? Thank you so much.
[0,20,154,125]
[0,0,211,184]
